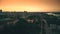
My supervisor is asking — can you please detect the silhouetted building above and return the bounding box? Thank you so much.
[0,10,2,13]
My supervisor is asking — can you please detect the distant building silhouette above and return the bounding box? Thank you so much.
[0,10,2,13]
[24,11,27,13]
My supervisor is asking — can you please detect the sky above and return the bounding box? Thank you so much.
[0,0,60,12]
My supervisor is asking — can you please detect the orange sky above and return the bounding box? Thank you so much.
[0,0,60,12]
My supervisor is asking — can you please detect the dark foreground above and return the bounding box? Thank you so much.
[0,12,60,34]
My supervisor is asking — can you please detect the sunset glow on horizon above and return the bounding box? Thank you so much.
[0,0,60,12]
